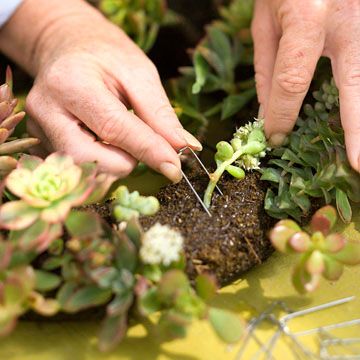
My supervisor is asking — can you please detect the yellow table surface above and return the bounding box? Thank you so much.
[1,198,360,359]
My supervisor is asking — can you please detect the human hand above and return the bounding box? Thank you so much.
[252,0,360,171]
[0,0,202,182]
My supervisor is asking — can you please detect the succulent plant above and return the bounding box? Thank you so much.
[140,223,184,267]
[0,240,59,337]
[98,0,176,52]
[214,0,254,36]
[0,67,39,177]
[112,186,159,222]
[262,78,360,223]
[269,206,360,293]
[40,209,244,351]
[0,153,112,229]
[0,153,115,252]
[180,25,255,119]
[204,119,268,208]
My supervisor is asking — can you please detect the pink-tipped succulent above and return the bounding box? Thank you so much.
[0,239,59,337]
[0,153,114,252]
[269,205,360,293]
[0,68,39,177]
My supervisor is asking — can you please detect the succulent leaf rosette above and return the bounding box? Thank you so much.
[0,153,114,251]
[269,206,360,293]
[0,154,97,229]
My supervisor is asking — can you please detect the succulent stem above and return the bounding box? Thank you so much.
[204,148,244,208]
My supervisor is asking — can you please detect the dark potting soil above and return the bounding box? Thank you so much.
[141,172,275,286]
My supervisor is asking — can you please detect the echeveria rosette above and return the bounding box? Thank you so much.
[0,153,108,230]
[204,119,268,208]
[269,206,360,293]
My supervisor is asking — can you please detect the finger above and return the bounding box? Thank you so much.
[61,81,183,183]
[27,117,53,155]
[120,64,202,151]
[331,29,360,172]
[26,98,137,177]
[265,21,325,145]
[251,0,279,115]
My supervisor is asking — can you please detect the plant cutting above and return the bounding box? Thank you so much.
[269,205,360,293]
[204,119,268,208]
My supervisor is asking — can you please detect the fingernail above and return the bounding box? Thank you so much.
[269,133,287,147]
[258,104,265,119]
[159,162,182,183]
[176,128,203,151]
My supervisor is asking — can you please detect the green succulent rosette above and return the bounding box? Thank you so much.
[0,153,98,230]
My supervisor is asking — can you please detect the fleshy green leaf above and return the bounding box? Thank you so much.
[195,274,217,301]
[65,211,103,237]
[333,241,360,265]
[98,314,127,352]
[208,308,244,344]
[58,284,112,313]
[336,189,352,223]
[35,270,61,292]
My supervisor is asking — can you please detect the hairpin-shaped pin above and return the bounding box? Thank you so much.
[178,146,223,217]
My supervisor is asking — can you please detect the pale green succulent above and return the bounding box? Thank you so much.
[112,186,160,222]
[0,153,108,230]
[204,119,268,208]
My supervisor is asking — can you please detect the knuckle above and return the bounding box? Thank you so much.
[275,63,311,95]
[25,90,40,116]
[342,66,360,88]
[155,103,176,119]
[97,111,126,144]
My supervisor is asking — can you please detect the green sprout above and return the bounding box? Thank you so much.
[269,205,360,293]
[112,186,160,222]
[204,119,268,208]
[98,0,175,53]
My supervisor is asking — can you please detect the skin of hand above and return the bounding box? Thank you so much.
[252,0,360,172]
[0,0,203,183]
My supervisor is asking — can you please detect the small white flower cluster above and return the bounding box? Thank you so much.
[233,119,267,171]
[236,154,262,171]
[140,223,184,266]
[234,118,264,142]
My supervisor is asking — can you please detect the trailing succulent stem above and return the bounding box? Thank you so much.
[270,206,360,293]
[204,120,268,208]
[262,78,360,222]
